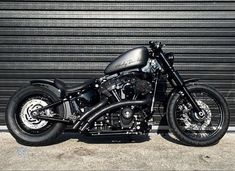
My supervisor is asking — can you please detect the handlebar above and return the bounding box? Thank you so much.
[149,41,164,51]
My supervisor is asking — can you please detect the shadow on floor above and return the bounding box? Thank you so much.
[159,132,186,146]
[53,132,151,145]
[48,131,187,146]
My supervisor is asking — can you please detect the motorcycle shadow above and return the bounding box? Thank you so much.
[51,131,186,146]
[159,131,187,146]
[53,132,151,145]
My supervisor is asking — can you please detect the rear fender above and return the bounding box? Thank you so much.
[30,79,61,97]
[30,79,72,120]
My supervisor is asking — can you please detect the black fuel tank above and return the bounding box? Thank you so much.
[104,47,149,75]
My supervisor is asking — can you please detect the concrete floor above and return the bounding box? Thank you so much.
[0,132,235,170]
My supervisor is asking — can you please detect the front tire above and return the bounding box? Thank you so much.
[167,84,230,146]
[5,86,65,146]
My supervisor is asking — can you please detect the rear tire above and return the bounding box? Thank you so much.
[167,84,230,146]
[5,86,65,146]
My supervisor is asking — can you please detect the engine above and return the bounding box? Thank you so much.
[89,105,151,135]
[101,73,153,100]
[88,73,153,134]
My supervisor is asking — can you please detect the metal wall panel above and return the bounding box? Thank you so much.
[0,0,234,126]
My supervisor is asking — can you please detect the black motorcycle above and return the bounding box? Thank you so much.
[5,41,230,146]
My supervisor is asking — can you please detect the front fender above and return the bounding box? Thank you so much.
[184,78,199,85]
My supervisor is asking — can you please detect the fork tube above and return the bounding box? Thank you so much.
[151,79,158,113]
[158,52,201,113]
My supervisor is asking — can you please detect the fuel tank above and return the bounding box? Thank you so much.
[104,47,149,75]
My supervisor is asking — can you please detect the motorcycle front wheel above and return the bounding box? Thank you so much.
[167,84,230,146]
[5,86,65,146]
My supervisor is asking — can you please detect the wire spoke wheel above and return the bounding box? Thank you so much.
[175,91,223,140]
[167,84,230,146]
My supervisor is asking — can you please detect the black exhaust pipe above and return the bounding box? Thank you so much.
[79,99,149,132]
[73,98,108,129]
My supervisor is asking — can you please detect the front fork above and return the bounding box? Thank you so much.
[158,53,202,113]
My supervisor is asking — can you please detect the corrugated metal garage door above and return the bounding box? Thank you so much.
[0,0,234,126]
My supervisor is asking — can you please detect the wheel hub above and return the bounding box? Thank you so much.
[20,98,52,130]
[194,110,207,121]
[181,100,212,130]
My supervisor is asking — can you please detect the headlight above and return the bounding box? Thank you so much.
[165,52,174,66]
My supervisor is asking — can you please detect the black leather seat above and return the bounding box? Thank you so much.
[54,78,95,96]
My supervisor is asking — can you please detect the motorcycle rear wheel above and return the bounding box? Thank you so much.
[167,84,230,146]
[5,86,65,146]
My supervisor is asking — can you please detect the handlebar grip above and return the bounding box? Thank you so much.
[149,41,155,48]
[149,41,163,49]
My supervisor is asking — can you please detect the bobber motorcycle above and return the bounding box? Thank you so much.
[6,41,230,146]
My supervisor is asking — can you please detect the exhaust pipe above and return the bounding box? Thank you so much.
[79,99,149,132]
[73,98,109,129]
